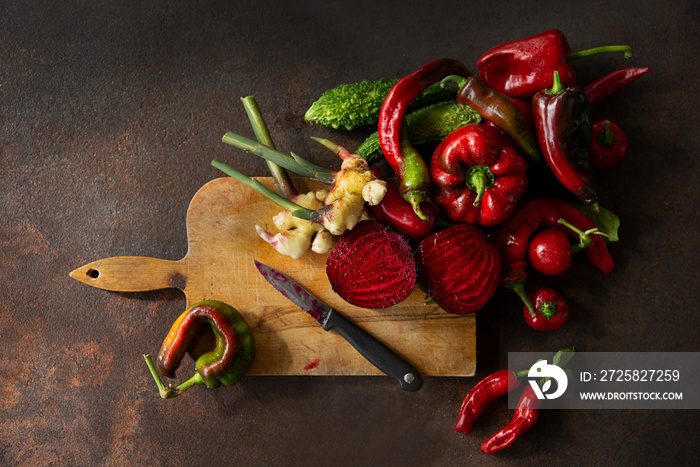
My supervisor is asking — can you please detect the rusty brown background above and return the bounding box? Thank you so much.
[2,1,699,465]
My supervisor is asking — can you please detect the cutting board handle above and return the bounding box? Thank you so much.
[70,256,187,293]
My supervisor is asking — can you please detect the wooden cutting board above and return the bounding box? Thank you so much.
[70,177,476,377]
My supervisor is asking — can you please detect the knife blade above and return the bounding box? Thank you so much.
[253,260,422,392]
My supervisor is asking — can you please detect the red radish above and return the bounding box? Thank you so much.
[527,227,572,276]
[326,220,417,309]
[417,223,500,314]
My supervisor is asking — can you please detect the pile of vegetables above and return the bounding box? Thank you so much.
[211,28,647,451]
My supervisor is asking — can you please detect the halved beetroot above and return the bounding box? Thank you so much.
[326,220,417,309]
[417,223,500,314]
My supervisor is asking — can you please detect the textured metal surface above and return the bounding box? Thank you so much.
[1,0,699,464]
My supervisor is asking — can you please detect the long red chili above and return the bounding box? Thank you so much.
[368,166,438,241]
[455,369,521,435]
[378,58,472,219]
[480,384,542,454]
[584,67,651,107]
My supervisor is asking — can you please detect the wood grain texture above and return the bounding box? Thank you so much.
[70,177,476,376]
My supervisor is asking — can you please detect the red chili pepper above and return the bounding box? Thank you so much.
[523,287,570,331]
[477,29,633,100]
[584,67,651,107]
[453,76,541,161]
[455,369,521,435]
[588,120,629,169]
[533,71,597,206]
[378,58,472,219]
[429,123,528,226]
[492,197,614,310]
[480,384,542,454]
[368,166,438,241]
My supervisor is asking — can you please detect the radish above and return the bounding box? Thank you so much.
[417,223,500,314]
[326,221,417,309]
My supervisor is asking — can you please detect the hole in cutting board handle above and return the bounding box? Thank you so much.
[86,269,100,279]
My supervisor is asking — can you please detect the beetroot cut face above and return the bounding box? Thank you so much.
[326,220,417,309]
[417,223,500,314]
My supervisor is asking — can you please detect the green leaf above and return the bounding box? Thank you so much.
[553,348,576,368]
[577,204,620,242]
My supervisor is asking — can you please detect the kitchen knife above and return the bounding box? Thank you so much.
[253,260,423,392]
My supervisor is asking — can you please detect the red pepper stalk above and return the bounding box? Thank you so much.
[378,58,473,220]
[477,29,633,100]
[430,124,528,227]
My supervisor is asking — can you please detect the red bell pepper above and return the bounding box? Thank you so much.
[477,29,633,100]
[429,123,528,226]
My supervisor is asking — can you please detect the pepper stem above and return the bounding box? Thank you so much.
[565,45,633,61]
[538,300,558,319]
[440,74,469,89]
[549,71,564,94]
[465,165,495,206]
[557,218,612,253]
[406,192,429,220]
[506,281,536,318]
[143,354,204,399]
[597,121,618,148]
[211,159,315,221]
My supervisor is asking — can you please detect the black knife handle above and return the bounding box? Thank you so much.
[324,310,423,392]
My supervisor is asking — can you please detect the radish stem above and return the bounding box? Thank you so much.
[211,159,314,220]
[240,96,298,199]
[222,131,335,185]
